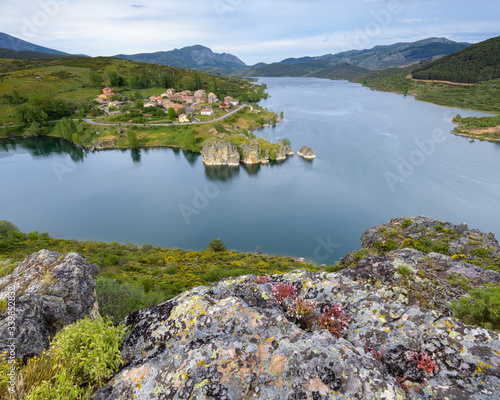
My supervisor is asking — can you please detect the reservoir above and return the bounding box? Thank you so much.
[1,77,499,264]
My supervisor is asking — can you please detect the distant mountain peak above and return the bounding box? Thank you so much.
[0,32,67,55]
[114,45,247,73]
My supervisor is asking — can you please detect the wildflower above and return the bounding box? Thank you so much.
[318,304,351,338]
[287,297,317,320]
[408,352,438,373]
[271,283,297,304]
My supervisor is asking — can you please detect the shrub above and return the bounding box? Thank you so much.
[471,248,493,259]
[208,238,226,252]
[396,264,413,278]
[49,318,124,387]
[450,286,500,331]
[96,277,165,323]
[401,219,412,229]
[0,220,19,237]
[204,266,229,283]
[435,225,444,232]
[7,318,125,399]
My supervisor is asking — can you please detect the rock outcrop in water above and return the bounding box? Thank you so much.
[0,250,99,360]
[298,146,316,159]
[240,140,269,164]
[94,230,500,399]
[201,140,240,166]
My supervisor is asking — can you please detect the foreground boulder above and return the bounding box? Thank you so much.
[94,265,500,399]
[0,250,99,359]
[201,140,240,166]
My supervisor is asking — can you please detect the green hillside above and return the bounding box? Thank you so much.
[352,66,500,113]
[0,56,260,125]
[0,47,76,60]
[412,36,500,83]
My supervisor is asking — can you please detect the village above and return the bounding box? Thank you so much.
[95,86,240,124]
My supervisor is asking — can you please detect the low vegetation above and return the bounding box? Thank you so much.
[451,114,500,141]
[0,221,322,324]
[0,317,124,400]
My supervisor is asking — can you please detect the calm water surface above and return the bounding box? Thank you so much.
[1,78,499,264]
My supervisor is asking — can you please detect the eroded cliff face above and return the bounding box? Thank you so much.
[201,140,240,166]
[94,257,500,399]
[0,250,99,359]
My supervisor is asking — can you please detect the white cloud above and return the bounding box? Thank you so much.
[0,0,497,64]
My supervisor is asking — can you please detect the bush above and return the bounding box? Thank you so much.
[450,286,500,331]
[208,238,226,252]
[4,317,125,400]
[49,318,124,386]
[96,276,165,323]
[0,220,19,237]
[401,219,412,229]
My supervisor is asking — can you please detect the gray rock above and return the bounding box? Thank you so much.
[298,146,316,159]
[240,140,269,164]
[93,266,500,399]
[0,250,99,360]
[358,216,500,260]
[275,144,293,161]
[201,140,240,166]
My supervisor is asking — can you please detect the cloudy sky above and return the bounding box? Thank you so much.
[1,0,499,64]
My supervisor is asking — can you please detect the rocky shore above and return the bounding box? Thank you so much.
[201,139,295,166]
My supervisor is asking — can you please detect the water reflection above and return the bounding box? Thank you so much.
[0,137,88,162]
[241,163,261,176]
[182,150,200,166]
[131,148,142,163]
[204,165,240,182]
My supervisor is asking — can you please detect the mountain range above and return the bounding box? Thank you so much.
[0,32,68,55]
[114,45,247,75]
[0,33,474,80]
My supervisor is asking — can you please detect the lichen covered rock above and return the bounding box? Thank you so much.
[240,140,269,164]
[0,249,99,359]
[94,267,500,399]
[201,140,240,166]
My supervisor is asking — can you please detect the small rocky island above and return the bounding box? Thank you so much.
[298,145,316,159]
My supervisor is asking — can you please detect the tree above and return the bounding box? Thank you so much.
[208,238,226,252]
[127,130,138,148]
[194,73,202,90]
[0,220,19,237]
[24,122,47,137]
[89,71,104,87]
[168,107,177,120]
[15,104,47,124]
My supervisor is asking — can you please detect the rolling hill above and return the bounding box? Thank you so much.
[411,35,500,83]
[0,47,76,60]
[114,45,248,74]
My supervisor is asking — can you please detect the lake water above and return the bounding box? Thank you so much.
[1,78,499,265]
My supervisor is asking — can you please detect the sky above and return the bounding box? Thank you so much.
[1,0,499,65]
